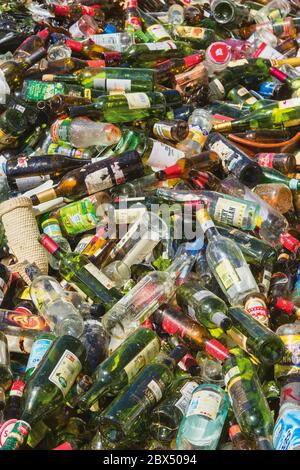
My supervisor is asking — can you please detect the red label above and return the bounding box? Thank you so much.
[0,420,17,446]
[65,39,83,53]
[17,156,28,168]
[125,0,138,9]
[81,5,100,15]
[53,442,73,451]
[10,380,25,397]
[280,232,300,253]
[126,16,142,29]
[253,42,266,58]
[162,315,186,337]
[6,311,50,330]
[257,153,274,168]
[246,305,269,320]
[86,60,105,68]
[54,5,70,16]
[207,42,231,64]
[205,339,230,362]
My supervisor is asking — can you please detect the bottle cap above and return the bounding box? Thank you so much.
[206,42,231,65]
[65,39,83,53]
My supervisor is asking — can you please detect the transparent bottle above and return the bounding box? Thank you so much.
[26,263,84,338]
[91,32,134,52]
[254,0,291,24]
[168,4,185,25]
[101,253,191,339]
[176,384,229,450]
[196,205,259,306]
[176,109,213,156]
[253,183,293,214]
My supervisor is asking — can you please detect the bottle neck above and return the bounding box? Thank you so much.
[165,253,190,280]
[161,344,187,371]
[0,419,31,450]
[39,234,66,260]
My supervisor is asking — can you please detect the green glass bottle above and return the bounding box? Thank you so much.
[99,344,187,444]
[0,332,13,410]
[0,47,46,90]
[225,307,285,365]
[213,104,300,133]
[122,41,194,65]
[260,167,300,191]
[39,234,122,309]
[43,67,156,92]
[78,328,161,410]
[137,8,172,42]
[0,335,86,450]
[176,282,232,331]
[69,91,166,123]
[223,349,274,450]
[216,225,277,268]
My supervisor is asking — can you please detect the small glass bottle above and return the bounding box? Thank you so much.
[40,215,71,270]
[176,109,213,156]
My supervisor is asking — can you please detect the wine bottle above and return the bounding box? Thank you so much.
[13,30,49,61]
[69,91,167,123]
[260,167,300,191]
[225,307,285,365]
[78,327,161,410]
[3,377,25,421]
[205,133,263,187]
[253,152,297,175]
[223,349,274,449]
[0,335,86,450]
[43,67,156,93]
[0,332,13,410]
[30,150,144,205]
[0,48,46,91]
[39,234,121,309]
[176,282,232,330]
[26,263,84,338]
[25,332,55,381]
[100,253,191,339]
[153,304,230,358]
[137,8,172,42]
[99,345,187,444]
[122,41,194,65]
[196,205,260,306]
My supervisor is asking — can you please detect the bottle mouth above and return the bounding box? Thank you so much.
[212,312,232,331]
[259,337,285,366]
[212,1,235,24]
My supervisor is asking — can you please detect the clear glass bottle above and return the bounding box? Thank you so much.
[25,263,84,338]
[176,384,230,450]
[176,109,213,156]
[196,205,259,306]
[254,0,291,24]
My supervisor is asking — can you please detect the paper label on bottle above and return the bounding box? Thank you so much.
[175,381,199,415]
[10,380,25,398]
[0,419,17,446]
[69,21,85,39]
[193,290,212,302]
[147,379,163,402]
[146,139,184,171]
[84,263,116,290]
[93,78,131,92]
[275,335,300,379]
[145,41,177,50]
[113,207,146,224]
[227,328,248,353]
[153,122,173,140]
[278,98,300,110]
[210,140,234,165]
[125,92,151,110]
[228,59,248,68]
[224,365,240,387]
[48,349,82,396]
[186,390,222,419]
[214,198,247,228]
[26,338,53,373]
[43,221,62,238]
[244,296,269,326]
[257,153,274,168]
[215,259,240,290]
[237,87,248,97]
[147,24,170,40]
[60,199,98,236]
[85,168,113,193]
[124,337,160,381]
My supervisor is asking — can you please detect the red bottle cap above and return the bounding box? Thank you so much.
[53,442,73,451]
[161,164,183,179]
[81,5,101,15]
[205,339,230,362]
[207,42,231,64]
[280,232,300,253]
[275,297,295,315]
[54,5,70,17]
[39,234,60,255]
[184,53,203,68]
[65,39,83,53]
[269,67,288,82]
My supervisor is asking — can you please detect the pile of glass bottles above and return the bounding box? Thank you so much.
[1,0,300,451]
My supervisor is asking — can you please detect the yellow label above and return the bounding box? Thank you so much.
[84,89,92,100]
[214,198,246,228]
[284,118,300,128]
[215,258,240,290]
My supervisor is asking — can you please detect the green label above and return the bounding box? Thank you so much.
[24,81,66,102]
[59,198,99,235]
[52,118,72,144]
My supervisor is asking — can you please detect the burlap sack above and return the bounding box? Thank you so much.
[0,197,48,283]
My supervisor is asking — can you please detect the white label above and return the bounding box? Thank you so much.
[125,92,150,110]
[147,139,185,171]
[147,379,163,402]
[193,290,212,302]
[210,140,234,164]
[146,41,177,50]
[237,87,248,97]
[175,381,199,415]
[69,21,85,39]
[84,263,116,289]
[224,365,239,387]
[48,349,82,396]
[228,59,248,68]
[279,98,300,109]
[147,24,170,40]
[93,78,131,91]
[85,167,113,193]
[214,198,247,228]
[124,337,160,381]
[186,390,222,420]
[114,207,146,224]
[0,419,17,446]
[91,34,118,47]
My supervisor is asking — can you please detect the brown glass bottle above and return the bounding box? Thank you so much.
[253,153,296,175]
